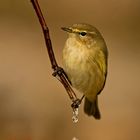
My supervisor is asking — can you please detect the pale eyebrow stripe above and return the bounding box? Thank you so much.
[89,31,96,35]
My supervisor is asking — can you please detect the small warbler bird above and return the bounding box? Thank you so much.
[62,23,108,119]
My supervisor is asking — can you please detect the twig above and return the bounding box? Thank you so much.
[30,0,81,107]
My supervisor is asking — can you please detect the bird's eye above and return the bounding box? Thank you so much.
[79,32,87,36]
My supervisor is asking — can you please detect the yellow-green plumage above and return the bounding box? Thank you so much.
[62,23,108,119]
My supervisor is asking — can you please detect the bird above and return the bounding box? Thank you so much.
[61,23,108,119]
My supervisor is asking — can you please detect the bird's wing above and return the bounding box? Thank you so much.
[89,49,108,95]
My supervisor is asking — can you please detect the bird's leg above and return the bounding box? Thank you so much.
[80,95,85,102]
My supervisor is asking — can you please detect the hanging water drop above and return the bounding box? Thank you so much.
[72,108,79,123]
[72,137,79,140]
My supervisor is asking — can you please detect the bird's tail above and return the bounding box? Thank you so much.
[84,96,101,119]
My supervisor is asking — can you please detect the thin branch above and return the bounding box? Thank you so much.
[30,0,80,105]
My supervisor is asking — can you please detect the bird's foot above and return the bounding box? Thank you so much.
[71,99,81,109]
[52,66,64,77]
[52,66,71,84]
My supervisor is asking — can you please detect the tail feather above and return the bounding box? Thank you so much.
[84,96,101,119]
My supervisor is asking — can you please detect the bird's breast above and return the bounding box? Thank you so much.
[63,38,90,74]
[62,38,105,98]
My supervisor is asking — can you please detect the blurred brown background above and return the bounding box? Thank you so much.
[0,0,140,140]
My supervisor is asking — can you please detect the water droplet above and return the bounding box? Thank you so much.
[72,137,79,140]
[72,108,79,123]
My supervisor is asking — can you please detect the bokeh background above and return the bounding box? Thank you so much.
[0,0,140,140]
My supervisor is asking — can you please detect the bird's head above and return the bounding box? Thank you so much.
[61,23,103,47]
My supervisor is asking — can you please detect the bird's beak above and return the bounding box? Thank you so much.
[61,27,73,33]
